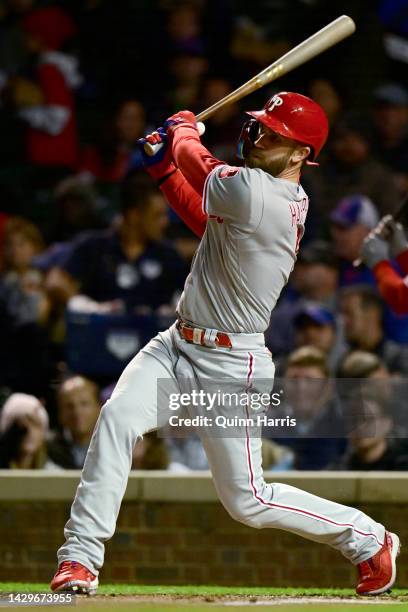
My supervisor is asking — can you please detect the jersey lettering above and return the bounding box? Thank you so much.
[289,197,308,227]
[219,166,240,179]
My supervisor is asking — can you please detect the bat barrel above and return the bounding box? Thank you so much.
[260,15,355,83]
[197,15,355,122]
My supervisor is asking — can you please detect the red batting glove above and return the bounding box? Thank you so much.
[164,110,198,136]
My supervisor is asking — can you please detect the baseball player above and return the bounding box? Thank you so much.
[360,215,408,314]
[51,93,400,596]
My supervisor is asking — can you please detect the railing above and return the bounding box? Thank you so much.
[1,471,407,503]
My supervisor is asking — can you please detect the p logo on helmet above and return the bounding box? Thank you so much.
[269,95,284,111]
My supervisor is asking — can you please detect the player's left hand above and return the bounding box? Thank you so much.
[164,110,198,135]
[138,127,167,165]
[138,127,176,180]
[360,232,390,269]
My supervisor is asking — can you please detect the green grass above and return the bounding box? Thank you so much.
[0,583,407,597]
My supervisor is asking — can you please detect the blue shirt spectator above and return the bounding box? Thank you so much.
[55,173,188,312]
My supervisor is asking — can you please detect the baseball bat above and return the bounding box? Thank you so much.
[145,14,356,156]
[353,193,408,267]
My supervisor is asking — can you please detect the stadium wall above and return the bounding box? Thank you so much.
[0,472,407,587]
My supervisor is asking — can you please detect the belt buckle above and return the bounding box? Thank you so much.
[192,327,203,345]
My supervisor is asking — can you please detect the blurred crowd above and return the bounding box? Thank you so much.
[1,0,408,472]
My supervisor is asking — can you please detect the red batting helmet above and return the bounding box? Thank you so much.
[243,91,329,163]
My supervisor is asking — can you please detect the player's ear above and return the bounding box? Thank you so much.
[291,146,311,164]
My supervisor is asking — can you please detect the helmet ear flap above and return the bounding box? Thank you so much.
[237,119,259,160]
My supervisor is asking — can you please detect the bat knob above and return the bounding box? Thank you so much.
[144,122,206,156]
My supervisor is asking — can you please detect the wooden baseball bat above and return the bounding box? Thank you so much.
[353,193,408,267]
[145,14,356,155]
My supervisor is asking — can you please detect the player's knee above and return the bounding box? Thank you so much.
[221,495,264,530]
[228,507,264,529]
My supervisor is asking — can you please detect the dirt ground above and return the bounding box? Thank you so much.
[41,593,408,610]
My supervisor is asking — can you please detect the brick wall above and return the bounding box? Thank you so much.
[0,472,407,587]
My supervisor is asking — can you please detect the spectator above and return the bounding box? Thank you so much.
[338,350,407,435]
[294,241,339,306]
[371,83,408,195]
[360,215,408,315]
[167,47,208,112]
[338,350,390,380]
[265,346,346,470]
[305,113,400,217]
[0,393,60,469]
[3,216,44,274]
[14,6,80,172]
[2,217,49,325]
[265,240,339,358]
[47,376,101,469]
[164,1,205,57]
[293,305,343,374]
[330,195,379,287]
[338,350,392,410]
[332,397,408,471]
[308,78,342,127]
[50,183,103,243]
[51,173,187,311]
[79,99,146,183]
[339,285,408,375]
[0,220,51,394]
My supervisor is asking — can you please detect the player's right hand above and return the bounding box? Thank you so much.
[138,128,176,180]
[360,232,390,269]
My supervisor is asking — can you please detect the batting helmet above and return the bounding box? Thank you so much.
[238,92,329,164]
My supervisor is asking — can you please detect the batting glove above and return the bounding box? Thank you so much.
[164,110,198,135]
[360,233,390,269]
[138,128,176,181]
[378,215,408,259]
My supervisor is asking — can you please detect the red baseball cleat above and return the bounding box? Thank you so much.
[356,532,400,595]
[50,561,98,595]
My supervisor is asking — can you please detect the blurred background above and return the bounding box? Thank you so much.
[0,0,408,474]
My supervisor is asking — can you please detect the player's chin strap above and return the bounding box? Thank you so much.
[237,119,259,160]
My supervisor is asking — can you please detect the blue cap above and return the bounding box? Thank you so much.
[373,83,408,106]
[330,195,379,229]
[294,305,335,328]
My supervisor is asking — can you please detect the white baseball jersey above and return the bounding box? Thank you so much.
[177,165,309,333]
